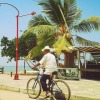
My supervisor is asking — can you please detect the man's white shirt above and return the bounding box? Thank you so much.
[39,53,57,75]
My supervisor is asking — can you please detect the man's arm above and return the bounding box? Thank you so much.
[32,55,46,69]
[31,63,40,69]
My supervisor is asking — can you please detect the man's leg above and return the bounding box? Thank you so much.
[40,75,50,93]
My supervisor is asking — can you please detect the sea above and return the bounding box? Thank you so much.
[2,66,32,73]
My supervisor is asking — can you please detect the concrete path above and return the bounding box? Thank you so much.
[0,74,100,100]
[0,90,35,100]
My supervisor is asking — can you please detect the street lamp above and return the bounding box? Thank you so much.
[15,11,36,80]
[0,3,36,80]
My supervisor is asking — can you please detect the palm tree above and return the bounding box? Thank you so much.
[25,0,100,66]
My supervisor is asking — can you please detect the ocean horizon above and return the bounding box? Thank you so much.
[2,66,32,73]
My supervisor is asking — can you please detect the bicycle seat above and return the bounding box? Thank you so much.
[52,71,57,75]
[50,71,57,79]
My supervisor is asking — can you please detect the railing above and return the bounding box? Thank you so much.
[57,67,79,80]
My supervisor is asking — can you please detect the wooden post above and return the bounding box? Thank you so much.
[84,52,86,69]
[2,67,4,74]
[24,60,26,74]
[77,50,81,79]
[84,52,87,78]
[11,72,12,77]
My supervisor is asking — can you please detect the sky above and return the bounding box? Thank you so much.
[0,0,100,66]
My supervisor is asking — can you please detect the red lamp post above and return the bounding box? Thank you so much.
[0,2,36,80]
[15,12,36,80]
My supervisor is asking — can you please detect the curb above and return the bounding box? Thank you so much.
[0,85,100,100]
[70,95,100,100]
[0,85,20,92]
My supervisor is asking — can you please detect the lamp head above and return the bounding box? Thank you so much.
[31,11,36,15]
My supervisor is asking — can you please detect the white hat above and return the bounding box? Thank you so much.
[42,46,51,52]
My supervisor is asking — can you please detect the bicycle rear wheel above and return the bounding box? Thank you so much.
[27,78,41,99]
[51,80,71,100]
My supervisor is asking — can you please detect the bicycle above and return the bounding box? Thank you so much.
[26,68,71,100]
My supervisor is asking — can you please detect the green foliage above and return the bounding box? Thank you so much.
[76,36,100,46]
[39,0,81,27]
[25,25,57,60]
[25,25,58,35]
[19,31,37,57]
[74,17,100,32]
[1,31,37,62]
[1,37,9,56]
[25,0,100,59]
[53,34,73,55]
[28,15,52,28]
[1,37,16,62]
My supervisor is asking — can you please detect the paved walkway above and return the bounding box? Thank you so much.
[0,74,100,100]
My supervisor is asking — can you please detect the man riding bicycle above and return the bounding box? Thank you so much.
[32,46,57,97]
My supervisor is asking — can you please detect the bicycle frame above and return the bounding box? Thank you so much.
[51,80,62,93]
[32,80,38,89]
[26,59,71,100]
[33,72,61,92]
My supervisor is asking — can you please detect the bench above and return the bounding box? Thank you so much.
[0,67,4,74]
[80,68,100,79]
[80,68,100,72]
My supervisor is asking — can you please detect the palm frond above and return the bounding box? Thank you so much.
[53,34,74,55]
[25,25,58,59]
[39,0,66,25]
[25,46,42,60]
[67,9,82,29]
[76,36,100,46]
[29,36,56,59]
[25,50,32,61]
[74,16,100,32]
[39,0,81,29]
[66,0,82,28]
[23,25,58,37]
[28,15,52,28]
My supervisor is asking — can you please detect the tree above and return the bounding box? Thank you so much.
[1,36,9,56]
[19,31,37,58]
[1,31,37,62]
[26,0,100,66]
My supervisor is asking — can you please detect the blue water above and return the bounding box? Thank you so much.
[3,66,32,73]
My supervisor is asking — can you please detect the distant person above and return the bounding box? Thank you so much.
[31,46,57,97]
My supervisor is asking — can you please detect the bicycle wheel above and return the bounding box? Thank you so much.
[51,80,71,100]
[27,78,41,99]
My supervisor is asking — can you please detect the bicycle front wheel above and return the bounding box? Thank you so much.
[51,80,71,100]
[27,78,41,99]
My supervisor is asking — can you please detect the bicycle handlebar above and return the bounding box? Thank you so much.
[26,61,39,71]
